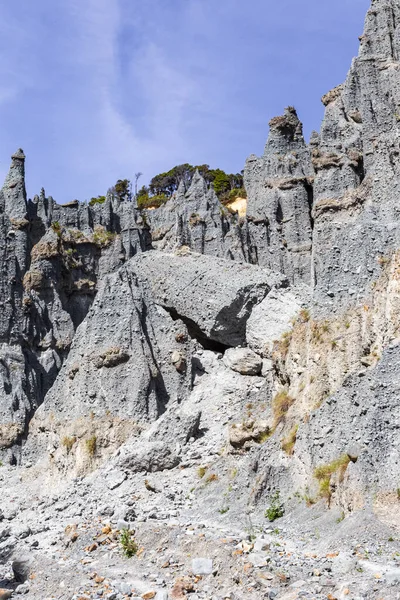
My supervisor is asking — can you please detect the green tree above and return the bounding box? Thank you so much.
[114,179,132,201]
[208,169,231,196]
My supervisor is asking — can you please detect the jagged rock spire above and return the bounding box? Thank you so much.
[360,0,400,59]
[261,106,312,179]
[264,106,307,155]
[2,148,27,220]
[176,178,186,195]
[244,106,313,285]
[187,169,208,196]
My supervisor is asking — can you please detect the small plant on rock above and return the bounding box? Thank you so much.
[120,528,138,558]
[89,195,106,207]
[51,221,62,236]
[314,454,353,501]
[85,436,97,457]
[61,436,76,452]
[299,308,310,323]
[281,425,299,455]
[272,390,295,429]
[273,330,292,359]
[197,466,207,479]
[265,491,285,522]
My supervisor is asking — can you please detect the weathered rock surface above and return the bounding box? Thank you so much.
[0,2,400,599]
[295,342,400,513]
[149,171,247,261]
[0,153,151,461]
[25,262,194,474]
[311,0,400,312]
[244,107,314,285]
[130,250,287,347]
[223,347,263,375]
[246,287,305,356]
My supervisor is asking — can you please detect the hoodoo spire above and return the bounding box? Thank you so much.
[2,148,27,220]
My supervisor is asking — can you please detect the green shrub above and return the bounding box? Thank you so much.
[265,491,285,521]
[137,193,168,210]
[314,454,353,500]
[120,528,138,558]
[51,221,62,236]
[89,195,106,207]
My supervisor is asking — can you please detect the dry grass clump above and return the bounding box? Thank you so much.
[281,425,299,455]
[273,330,293,359]
[61,436,76,452]
[272,390,295,429]
[205,473,219,484]
[298,308,310,323]
[85,436,97,457]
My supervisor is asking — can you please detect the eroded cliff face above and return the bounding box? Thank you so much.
[148,170,248,261]
[2,2,400,598]
[238,0,400,517]
[0,154,151,460]
[0,0,399,554]
[311,0,400,312]
[244,107,314,285]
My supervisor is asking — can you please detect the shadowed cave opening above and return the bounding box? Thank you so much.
[163,306,230,353]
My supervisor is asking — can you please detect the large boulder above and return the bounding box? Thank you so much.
[130,250,287,347]
[223,347,262,375]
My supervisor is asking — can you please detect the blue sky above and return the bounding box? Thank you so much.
[0,0,370,203]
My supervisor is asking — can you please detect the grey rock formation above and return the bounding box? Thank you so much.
[0,153,151,461]
[130,250,288,347]
[311,0,400,312]
[116,440,180,473]
[246,288,305,357]
[295,342,400,506]
[222,347,263,375]
[0,152,33,456]
[1,3,400,598]
[149,171,247,261]
[26,261,194,471]
[244,107,314,285]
